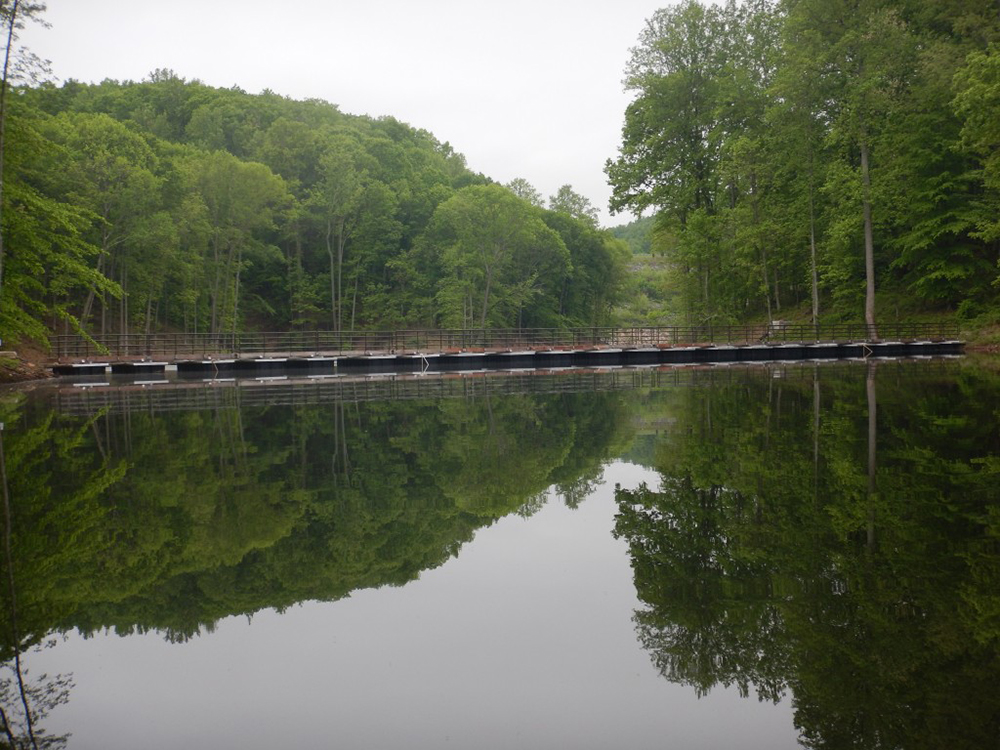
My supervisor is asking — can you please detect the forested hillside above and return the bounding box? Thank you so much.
[607,0,1000,328]
[611,215,655,256]
[5,0,999,349]
[0,69,627,347]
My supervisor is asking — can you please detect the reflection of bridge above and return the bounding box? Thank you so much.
[49,358,962,418]
[50,323,963,377]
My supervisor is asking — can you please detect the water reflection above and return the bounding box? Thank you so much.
[614,360,1000,748]
[1,361,997,748]
[0,424,72,749]
[2,382,631,641]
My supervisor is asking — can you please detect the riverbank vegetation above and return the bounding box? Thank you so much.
[607,0,1000,330]
[4,0,1000,353]
[0,67,627,349]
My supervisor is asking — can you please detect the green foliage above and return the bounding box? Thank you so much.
[612,253,675,325]
[2,74,614,345]
[504,177,544,208]
[609,215,654,255]
[609,0,1000,324]
[0,102,121,344]
[953,43,1000,245]
[423,185,571,328]
[548,184,599,227]
[542,211,629,327]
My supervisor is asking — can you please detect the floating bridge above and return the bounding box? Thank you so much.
[50,323,963,378]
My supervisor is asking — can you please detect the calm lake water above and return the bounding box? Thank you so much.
[1,360,998,749]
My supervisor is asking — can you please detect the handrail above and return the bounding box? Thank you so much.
[49,323,963,359]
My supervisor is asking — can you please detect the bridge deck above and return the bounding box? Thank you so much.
[50,337,964,377]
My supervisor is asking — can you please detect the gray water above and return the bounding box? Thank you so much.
[2,360,997,749]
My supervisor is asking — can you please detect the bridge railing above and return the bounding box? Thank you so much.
[49,322,962,359]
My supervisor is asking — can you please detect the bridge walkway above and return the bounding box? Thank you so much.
[48,323,963,377]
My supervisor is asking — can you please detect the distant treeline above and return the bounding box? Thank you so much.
[1,70,627,346]
[610,215,655,255]
[607,0,1000,326]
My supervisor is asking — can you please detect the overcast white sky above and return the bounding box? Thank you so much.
[20,0,670,226]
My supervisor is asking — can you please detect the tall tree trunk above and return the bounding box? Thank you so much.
[809,176,819,326]
[222,242,235,337]
[0,0,20,307]
[703,264,710,316]
[326,218,336,331]
[859,117,878,340]
[81,251,106,328]
[232,245,242,337]
[120,262,128,335]
[336,220,347,333]
[762,247,772,322]
[291,228,302,326]
[480,265,494,330]
[350,262,360,331]
[751,176,773,321]
[210,232,223,334]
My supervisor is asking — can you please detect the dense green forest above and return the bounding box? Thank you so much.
[607,0,1000,328]
[0,8,627,348]
[611,215,656,255]
[3,0,999,349]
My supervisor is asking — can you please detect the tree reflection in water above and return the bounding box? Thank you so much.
[2,362,999,748]
[0,381,633,744]
[1,424,72,750]
[615,361,1000,749]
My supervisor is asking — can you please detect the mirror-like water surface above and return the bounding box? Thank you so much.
[1,361,997,749]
